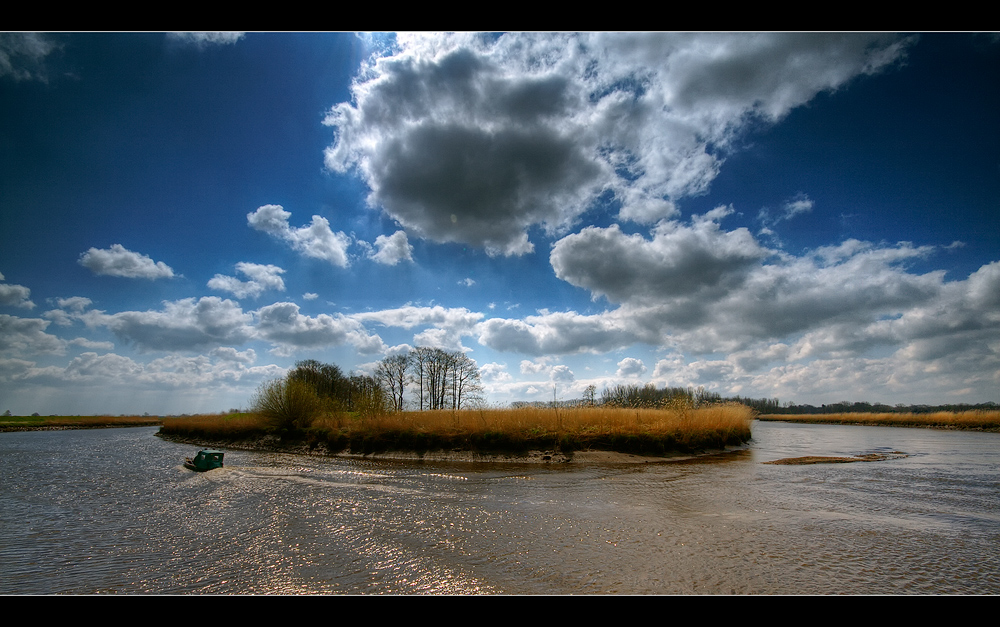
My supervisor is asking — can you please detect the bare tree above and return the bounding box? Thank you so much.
[452,352,483,410]
[407,347,483,410]
[409,347,431,410]
[375,353,409,412]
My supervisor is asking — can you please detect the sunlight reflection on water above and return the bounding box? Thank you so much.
[1,422,998,594]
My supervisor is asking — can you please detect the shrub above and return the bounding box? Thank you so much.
[250,378,324,432]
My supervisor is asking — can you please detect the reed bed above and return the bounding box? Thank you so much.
[159,404,754,456]
[0,414,163,430]
[758,410,1000,431]
[160,413,265,439]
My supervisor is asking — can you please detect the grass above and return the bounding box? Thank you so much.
[0,414,164,430]
[159,403,755,457]
[757,410,1000,431]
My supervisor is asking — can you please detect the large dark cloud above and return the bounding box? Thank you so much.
[368,123,601,255]
[326,33,912,255]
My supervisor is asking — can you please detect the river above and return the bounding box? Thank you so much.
[1,421,997,594]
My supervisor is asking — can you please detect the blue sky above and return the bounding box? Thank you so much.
[1,32,997,415]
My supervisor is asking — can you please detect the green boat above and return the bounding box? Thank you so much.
[184,449,225,472]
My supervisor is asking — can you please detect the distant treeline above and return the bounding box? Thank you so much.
[514,383,996,416]
[763,400,999,415]
[514,383,782,412]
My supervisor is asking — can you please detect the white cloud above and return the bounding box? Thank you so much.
[1,350,285,396]
[67,338,115,350]
[63,352,144,380]
[616,357,647,378]
[303,292,318,300]
[56,297,92,312]
[0,314,66,355]
[42,297,93,326]
[782,196,814,220]
[208,262,286,299]
[480,362,512,382]
[83,297,254,352]
[551,207,768,307]
[248,204,352,268]
[79,244,175,279]
[550,364,575,383]
[255,302,385,356]
[370,230,414,265]
[479,309,637,356]
[0,280,34,309]
[326,33,911,255]
[210,347,257,365]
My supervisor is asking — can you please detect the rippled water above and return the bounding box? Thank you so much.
[1,421,998,594]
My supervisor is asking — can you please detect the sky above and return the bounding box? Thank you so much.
[1,32,998,415]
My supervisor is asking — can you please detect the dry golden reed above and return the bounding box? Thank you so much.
[160,403,755,455]
[161,412,264,437]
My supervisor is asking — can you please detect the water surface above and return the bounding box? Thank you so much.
[1,421,997,594]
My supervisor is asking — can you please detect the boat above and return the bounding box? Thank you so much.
[184,449,225,472]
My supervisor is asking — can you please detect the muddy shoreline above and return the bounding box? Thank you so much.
[156,431,746,464]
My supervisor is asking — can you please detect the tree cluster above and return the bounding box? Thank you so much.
[286,360,384,413]
[250,359,391,431]
[374,347,483,411]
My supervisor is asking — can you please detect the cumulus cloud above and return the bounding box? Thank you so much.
[43,297,93,327]
[326,32,911,255]
[616,357,647,378]
[0,274,34,309]
[0,314,66,355]
[369,231,414,265]
[480,362,512,382]
[635,252,1000,403]
[248,204,352,267]
[520,359,549,375]
[479,309,637,356]
[208,262,286,299]
[549,364,575,383]
[551,207,768,306]
[79,244,175,279]
[255,302,385,355]
[83,297,254,352]
[56,297,92,312]
[547,196,965,355]
[210,347,257,365]
[353,305,483,350]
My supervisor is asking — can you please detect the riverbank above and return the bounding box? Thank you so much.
[758,410,1000,431]
[157,431,747,464]
[0,415,163,432]
[158,404,755,463]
